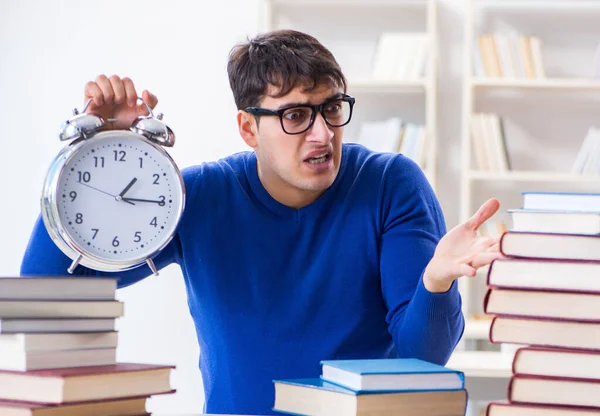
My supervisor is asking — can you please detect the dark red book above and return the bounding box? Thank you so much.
[0,363,174,404]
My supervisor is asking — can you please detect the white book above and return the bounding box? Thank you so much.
[571,127,598,174]
[0,300,124,318]
[372,32,404,80]
[0,318,116,333]
[471,114,490,170]
[529,36,546,78]
[358,118,402,153]
[493,33,515,78]
[0,277,116,300]
[410,36,430,79]
[0,332,118,352]
[510,209,600,235]
[0,347,116,371]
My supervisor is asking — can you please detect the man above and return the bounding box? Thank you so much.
[21,30,502,415]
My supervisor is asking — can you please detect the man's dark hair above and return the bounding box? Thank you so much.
[227,29,347,110]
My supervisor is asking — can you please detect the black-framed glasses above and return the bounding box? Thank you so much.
[245,94,356,135]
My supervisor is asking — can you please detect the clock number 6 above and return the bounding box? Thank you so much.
[112,236,120,247]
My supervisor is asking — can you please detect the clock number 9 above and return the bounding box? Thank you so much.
[69,191,77,201]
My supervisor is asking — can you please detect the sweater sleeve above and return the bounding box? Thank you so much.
[18,165,201,288]
[378,155,464,365]
[19,215,181,288]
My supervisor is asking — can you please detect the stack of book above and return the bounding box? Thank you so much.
[484,191,600,415]
[273,358,468,415]
[0,276,174,415]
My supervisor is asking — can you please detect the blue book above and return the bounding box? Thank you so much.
[521,191,600,213]
[272,378,468,416]
[319,358,465,393]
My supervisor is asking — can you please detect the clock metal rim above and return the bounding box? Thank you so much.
[41,130,186,273]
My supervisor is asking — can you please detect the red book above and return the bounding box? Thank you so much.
[0,363,174,404]
[513,347,600,381]
[483,288,600,322]
[487,258,600,293]
[0,395,154,416]
[509,374,600,409]
[500,231,600,262]
[489,316,600,351]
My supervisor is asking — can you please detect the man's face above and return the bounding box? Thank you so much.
[251,83,346,206]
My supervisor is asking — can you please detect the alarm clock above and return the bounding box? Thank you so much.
[41,98,185,276]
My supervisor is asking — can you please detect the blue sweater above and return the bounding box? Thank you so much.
[21,143,464,415]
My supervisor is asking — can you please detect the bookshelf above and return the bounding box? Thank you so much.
[459,0,600,352]
[260,0,440,190]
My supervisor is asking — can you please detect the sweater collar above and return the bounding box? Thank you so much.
[246,145,348,218]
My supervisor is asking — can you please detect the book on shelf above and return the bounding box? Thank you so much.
[513,347,600,381]
[470,112,510,172]
[487,401,600,416]
[474,32,544,79]
[371,32,429,81]
[508,209,600,235]
[572,126,600,175]
[319,358,465,393]
[355,119,427,168]
[0,396,150,416]
[0,277,117,300]
[500,231,600,260]
[0,363,174,404]
[272,378,467,416]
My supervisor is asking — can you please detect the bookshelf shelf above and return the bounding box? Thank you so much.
[472,78,600,90]
[474,0,600,11]
[447,351,512,378]
[269,0,428,7]
[348,79,428,94]
[468,170,600,183]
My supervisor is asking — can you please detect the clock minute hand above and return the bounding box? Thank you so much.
[122,197,165,205]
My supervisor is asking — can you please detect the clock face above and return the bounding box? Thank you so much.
[53,132,184,265]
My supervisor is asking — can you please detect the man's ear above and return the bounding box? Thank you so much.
[238,110,258,148]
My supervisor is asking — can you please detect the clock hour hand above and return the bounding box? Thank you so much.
[122,197,165,206]
[77,181,135,205]
[118,177,137,198]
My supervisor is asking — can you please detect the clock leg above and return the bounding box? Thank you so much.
[67,254,82,274]
[146,258,159,276]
